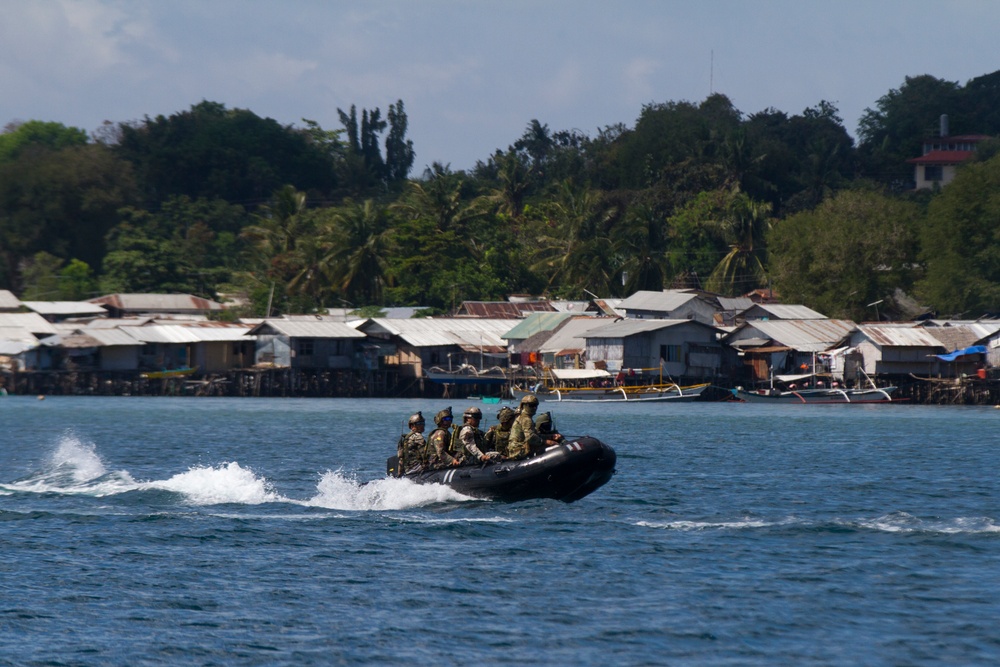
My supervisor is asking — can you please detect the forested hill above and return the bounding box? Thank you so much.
[2,70,1000,320]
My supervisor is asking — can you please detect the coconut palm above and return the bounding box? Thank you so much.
[320,199,394,305]
[706,191,772,296]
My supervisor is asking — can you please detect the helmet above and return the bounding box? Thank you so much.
[463,406,482,420]
[520,395,539,407]
[536,411,552,433]
[496,406,516,422]
[434,407,453,426]
[408,411,425,427]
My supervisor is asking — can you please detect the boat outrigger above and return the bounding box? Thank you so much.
[512,367,709,403]
[386,436,617,503]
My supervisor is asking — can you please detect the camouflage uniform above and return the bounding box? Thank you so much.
[507,397,542,460]
[426,407,460,468]
[535,411,564,447]
[398,431,427,474]
[484,406,516,457]
[454,424,485,460]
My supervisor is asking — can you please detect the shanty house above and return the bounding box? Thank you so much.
[246,319,365,369]
[723,318,857,384]
[581,319,723,379]
[617,290,718,325]
[356,318,519,379]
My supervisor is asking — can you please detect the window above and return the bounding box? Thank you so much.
[924,165,943,182]
[660,344,682,363]
[296,338,315,357]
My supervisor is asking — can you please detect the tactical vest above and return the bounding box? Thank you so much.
[452,424,485,460]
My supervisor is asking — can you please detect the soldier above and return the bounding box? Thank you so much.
[535,411,565,448]
[453,406,499,464]
[507,395,543,460]
[484,406,516,458]
[426,406,461,468]
[397,412,427,475]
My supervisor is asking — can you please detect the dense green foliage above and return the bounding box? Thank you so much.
[3,69,1000,318]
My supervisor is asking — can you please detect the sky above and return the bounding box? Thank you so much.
[2,0,998,172]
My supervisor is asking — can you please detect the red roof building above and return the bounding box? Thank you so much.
[907,116,991,190]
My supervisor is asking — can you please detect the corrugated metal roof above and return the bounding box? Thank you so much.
[89,293,223,312]
[0,339,38,355]
[0,290,22,310]
[736,319,856,351]
[85,328,146,346]
[854,324,943,348]
[0,326,41,343]
[122,325,203,344]
[539,317,617,354]
[747,304,827,319]
[503,312,576,340]
[248,319,366,339]
[86,317,153,328]
[717,297,754,311]
[618,290,698,312]
[21,301,108,317]
[581,318,705,338]
[456,301,556,318]
[548,300,592,313]
[0,312,59,335]
[361,318,521,348]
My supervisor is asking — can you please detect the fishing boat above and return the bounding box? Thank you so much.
[386,436,616,503]
[423,365,509,385]
[512,367,709,403]
[733,385,898,404]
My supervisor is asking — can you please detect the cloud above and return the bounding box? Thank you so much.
[623,57,659,106]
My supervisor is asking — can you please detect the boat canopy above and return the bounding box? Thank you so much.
[549,368,612,381]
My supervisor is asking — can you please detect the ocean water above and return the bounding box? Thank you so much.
[2,396,999,666]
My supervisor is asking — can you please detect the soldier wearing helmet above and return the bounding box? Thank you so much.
[535,411,565,447]
[484,406,516,458]
[396,411,427,475]
[507,394,543,459]
[426,406,461,468]
[451,406,498,464]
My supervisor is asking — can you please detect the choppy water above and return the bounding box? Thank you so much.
[2,396,999,666]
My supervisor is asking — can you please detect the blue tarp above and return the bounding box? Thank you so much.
[936,345,988,361]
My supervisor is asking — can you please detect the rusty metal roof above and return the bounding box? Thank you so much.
[854,324,944,348]
[455,301,556,318]
[89,293,223,313]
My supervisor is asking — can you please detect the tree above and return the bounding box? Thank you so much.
[0,143,137,288]
[857,75,963,188]
[705,190,773,296]
[0,120,89,163]
[916,153,1000,316]
[318,199,395,305]
[768,189,920,320]
[116,101,337,205]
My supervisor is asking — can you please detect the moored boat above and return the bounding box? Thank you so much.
[512,381,710,403]
[386,436,616,503]
[733,385,898,404]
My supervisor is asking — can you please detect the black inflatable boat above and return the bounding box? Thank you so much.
[386,436,617,503]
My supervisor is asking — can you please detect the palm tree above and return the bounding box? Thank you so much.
[533,180,621,296]
[706,190,772,296]
[615,200,671,293]
[320,199,394,305]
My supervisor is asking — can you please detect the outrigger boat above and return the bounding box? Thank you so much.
[512,367,709,403]
[733,385,898,404]
[386,436,617,503]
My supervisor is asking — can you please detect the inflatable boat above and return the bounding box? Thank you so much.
[386,436,617,503]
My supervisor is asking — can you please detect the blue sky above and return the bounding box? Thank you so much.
[2,1,997,171]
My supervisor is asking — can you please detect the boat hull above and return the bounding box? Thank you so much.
[734,387,898,404]
[387,436,617,503]
[512,383,709,403]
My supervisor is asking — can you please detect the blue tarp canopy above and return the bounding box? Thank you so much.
[936,345,987,361]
